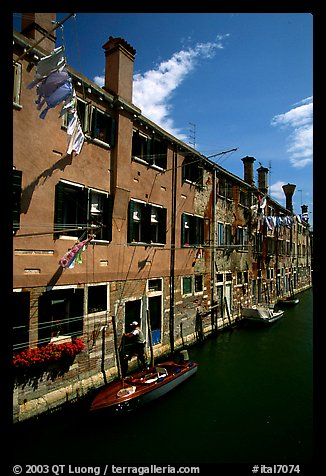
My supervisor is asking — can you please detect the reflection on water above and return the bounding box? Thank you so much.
[13,289,313,465]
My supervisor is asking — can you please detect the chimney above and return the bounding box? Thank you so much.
[102,37,136,103]
[282,183,296,212]
[21,13,56,53]
[301,204,309,222]
[257,166,269,194]
[241,156,256,186]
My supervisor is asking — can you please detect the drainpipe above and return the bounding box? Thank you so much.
[211,168,216,332]
[169,146,177,355]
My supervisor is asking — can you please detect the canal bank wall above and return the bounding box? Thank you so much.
[13,284,311,423]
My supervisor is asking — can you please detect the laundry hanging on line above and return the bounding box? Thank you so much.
[27,45,85,155]
[59,237,93,268]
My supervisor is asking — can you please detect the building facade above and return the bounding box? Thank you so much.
[13,13,312,422]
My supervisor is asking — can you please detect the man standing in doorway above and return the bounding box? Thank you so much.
[119,321,147,376]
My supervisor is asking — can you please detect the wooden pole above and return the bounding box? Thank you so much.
[224,296,232,327]
[100,325,107,385]
[112,314,122,380]
[146,309,154,368]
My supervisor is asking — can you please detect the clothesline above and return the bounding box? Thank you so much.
[27,45,85,155]
[261,213,308,231]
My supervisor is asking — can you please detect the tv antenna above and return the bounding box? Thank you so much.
[188,122,196,149]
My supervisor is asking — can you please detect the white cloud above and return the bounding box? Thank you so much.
[269,181,286,202]
[93,75,105,87]
[94,35,229,139]
[271,97,313,168]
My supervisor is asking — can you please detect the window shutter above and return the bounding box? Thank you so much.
[158,207,167,244]
[54,181,65,232]
[127,200,135,242]
[13,170,22,232]
[181,213,187,246]
[141,203,151,243]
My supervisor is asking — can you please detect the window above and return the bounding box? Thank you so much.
[87,284,108,314]
[181,213,204,247]
[216,273,224,283]
[254,232,263,253]
[13,291,30,351]
[195,275,203,293]
[89,189,113,241]
[13,61,22,106]
[38,288,84,344]
[236,227,248,250]
[237,272,242,285]
[267,237,275,255]
[182,276,193,296]
[13,169,22,233]
[148,278,162,292]
[225,224,232,245]
[54,181,113,241]
[218,177,233,199]
[182,156,203,186]
[132,130,167,169]
[90,107,115,147]
[218,223,225,246]
[128,200,167,244]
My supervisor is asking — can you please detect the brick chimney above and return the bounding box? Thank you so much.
[102,37,136,103]
[282,183,296,212]
[21,13,56,53]
[301,204,309,222]
[241,156,256,186]
[257,166,269,194]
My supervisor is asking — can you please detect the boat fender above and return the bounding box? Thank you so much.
[175,368,181,374]
[157,376,165,382]
[188,362,194,367]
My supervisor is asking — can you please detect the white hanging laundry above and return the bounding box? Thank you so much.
[34,45,66,80]
[67,120,85,155]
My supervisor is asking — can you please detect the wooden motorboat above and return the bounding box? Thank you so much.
[90,359,198,414]
[241,305,284,325]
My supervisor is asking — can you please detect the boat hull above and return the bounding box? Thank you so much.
[278,298,299,307]
[241,306,284,325]
[90,360,198,414]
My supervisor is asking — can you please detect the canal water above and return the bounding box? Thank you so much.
[13,288,313,468]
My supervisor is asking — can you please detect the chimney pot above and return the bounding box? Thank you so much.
[257,165,269,194]
[241,156,256,186]
[282,183,296,212]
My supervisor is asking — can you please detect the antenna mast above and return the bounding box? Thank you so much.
[188,122,196,149]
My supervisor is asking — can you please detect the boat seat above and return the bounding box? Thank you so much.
[156,367,168,378]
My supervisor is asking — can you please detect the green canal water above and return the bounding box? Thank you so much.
[13,288,313,467]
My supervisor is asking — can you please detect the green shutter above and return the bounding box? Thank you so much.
[181,214,187,246]
[54,181,65,232]
[127,200,135,243]
[158,207,167,244]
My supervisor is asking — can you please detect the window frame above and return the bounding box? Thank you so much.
[54,180,113,242]
[181,213,204,247]
[132,129,167,170]
[128,199,167,245]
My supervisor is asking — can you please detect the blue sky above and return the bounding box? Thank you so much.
[13,12,313,224]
